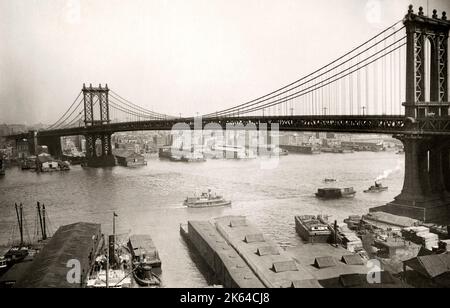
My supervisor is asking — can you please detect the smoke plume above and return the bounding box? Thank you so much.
[375,161,402,182]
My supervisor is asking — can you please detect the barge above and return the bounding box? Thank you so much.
[180,221,264,288]
[315,187,356,199]
[214,216,321,288]
[295,215,331,243]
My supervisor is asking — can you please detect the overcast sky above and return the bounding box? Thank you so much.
[1,0,449,124]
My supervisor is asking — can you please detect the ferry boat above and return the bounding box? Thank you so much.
[315,187,356,199]
[295,215,331,243]
[128,235,161,286]
[363,181,388,193]
[183,189,232,208]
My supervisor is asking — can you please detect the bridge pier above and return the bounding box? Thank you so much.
[371,135,450,223]
[84,133,115,167]
[371,6,450,223]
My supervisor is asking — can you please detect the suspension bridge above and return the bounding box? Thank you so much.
[7,5,450,222]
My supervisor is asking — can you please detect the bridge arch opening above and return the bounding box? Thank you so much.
[95,138,102,157]
[424,37,432,104]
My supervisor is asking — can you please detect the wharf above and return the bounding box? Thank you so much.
[286,243,406,287]
[181,221,264,288]
[214,216,321,288]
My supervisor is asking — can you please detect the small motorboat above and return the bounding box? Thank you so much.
[364,181,388,193]
[323,178,337,183]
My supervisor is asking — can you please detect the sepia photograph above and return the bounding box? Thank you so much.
[1,0,450,296]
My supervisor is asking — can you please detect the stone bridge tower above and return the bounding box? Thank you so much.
[372,6,450,222]
[82,84,115,167]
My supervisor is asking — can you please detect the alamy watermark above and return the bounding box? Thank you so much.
[366,259,382,284]
[66,258,81,284]
[170,116,281,170]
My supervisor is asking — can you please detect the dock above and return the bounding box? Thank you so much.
[214,216,320,288]
[285,243,406,288]
[181,221,264,288]
[182,216,322,288]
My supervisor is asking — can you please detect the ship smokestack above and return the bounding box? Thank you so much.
[334,220,338,247]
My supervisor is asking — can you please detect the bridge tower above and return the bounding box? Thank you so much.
[372,5,450,222]
[82,84,115,167]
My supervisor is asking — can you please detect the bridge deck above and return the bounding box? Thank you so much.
[7,115,450,138]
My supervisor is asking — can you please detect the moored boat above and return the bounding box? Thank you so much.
[127,234,162,287]
[183,189,231,208]
[295,215,331,243]
[87,254,132,288]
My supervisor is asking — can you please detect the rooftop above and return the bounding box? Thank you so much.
[404,253,450,279]
[14,222,101,288]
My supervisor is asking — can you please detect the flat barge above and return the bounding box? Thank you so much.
[214,216,320,288]
[180,221,264,288]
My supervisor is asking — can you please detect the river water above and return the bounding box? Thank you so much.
[0,151,404,287]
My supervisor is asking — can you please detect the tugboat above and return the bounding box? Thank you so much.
[87,213,132,288]
[183,189,232,208]
[128,235,161,287]
[363,181,388,193]
[315,187,356,199]
[323,178,337,183]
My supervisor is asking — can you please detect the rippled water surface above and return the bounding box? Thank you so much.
[0,152,404,287]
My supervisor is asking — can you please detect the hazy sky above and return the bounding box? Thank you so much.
[1,0,449,124]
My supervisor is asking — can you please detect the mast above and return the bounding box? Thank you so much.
[19,203,24,246]
[15,203,23,247]
[105,234,109,288]
[113,212,115,239]
[37,202,44,241]
[42,204,47,240]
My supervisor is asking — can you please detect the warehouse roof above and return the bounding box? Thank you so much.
[14,222,101,288]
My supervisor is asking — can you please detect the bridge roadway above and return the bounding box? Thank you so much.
[10,115,450,139]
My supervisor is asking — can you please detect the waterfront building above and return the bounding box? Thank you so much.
[402,254,450,287]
